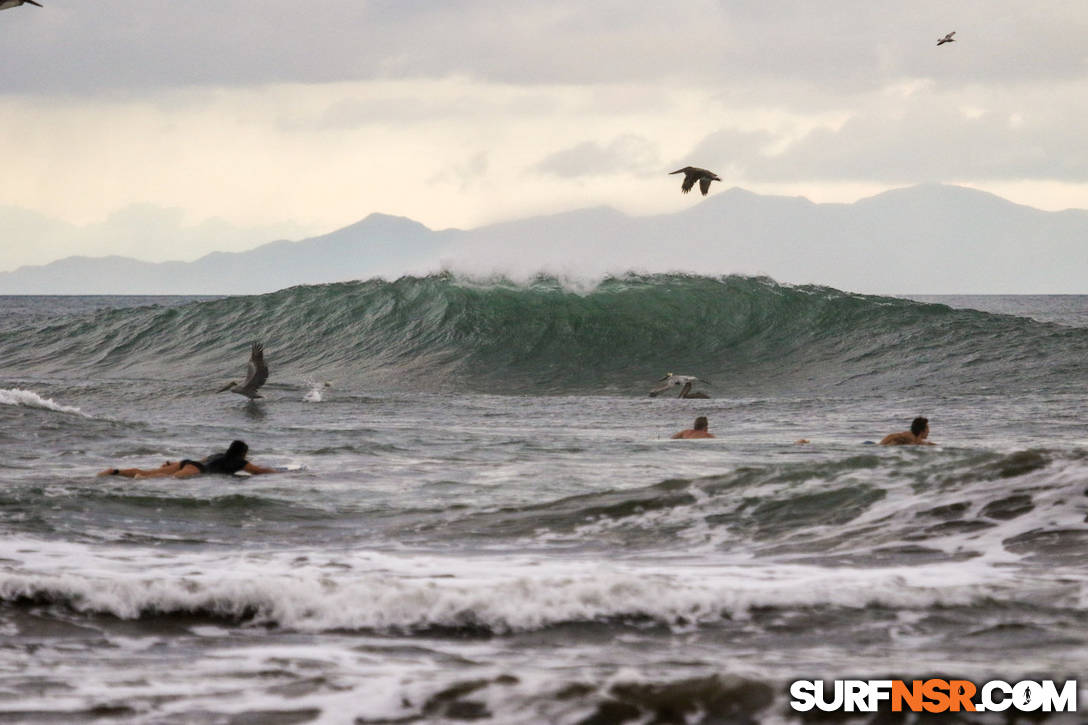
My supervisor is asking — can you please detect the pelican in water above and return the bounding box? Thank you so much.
[937,31,955,46]
[649,373,710,398]
[669,167,721,196]
[218,342,269,399]
[0,0,43,9]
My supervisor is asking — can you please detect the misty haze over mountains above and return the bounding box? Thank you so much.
[1,184,1084,295]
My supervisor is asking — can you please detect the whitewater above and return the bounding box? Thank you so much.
[0,275,1085,724]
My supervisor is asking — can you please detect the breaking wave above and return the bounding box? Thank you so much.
[0,273,1084,395]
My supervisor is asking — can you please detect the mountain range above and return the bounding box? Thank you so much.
[1,184,1085,295]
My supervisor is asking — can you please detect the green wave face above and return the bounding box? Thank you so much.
[1,273,1085,395]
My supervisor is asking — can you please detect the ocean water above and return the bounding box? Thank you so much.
[0,275,1085,724]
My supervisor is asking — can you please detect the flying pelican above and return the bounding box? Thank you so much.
[677,381,710,399]
[0,0,43,10]
[218,342,269,399]
[937,31,955,46]
[649,373,710,398]
[669,167,721,196]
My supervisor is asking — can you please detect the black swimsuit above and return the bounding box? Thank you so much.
[202,452,248,475]
[178,459,206,474]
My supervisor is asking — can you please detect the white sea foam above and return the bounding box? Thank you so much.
[303,379,331,402]
[0,388,87,416]
[0,541,1048,635]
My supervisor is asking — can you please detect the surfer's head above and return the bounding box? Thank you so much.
[226,440,249,458]
[693,416,709,431]
[910,417,929,437]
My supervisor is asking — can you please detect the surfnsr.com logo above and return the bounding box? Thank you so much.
[790,679,1078,713]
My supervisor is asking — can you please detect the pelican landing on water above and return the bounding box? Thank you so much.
[218,342,269,399]
[0,0,43,10]
[669,167,721,196]
[649,373,710,399]
[937,31,956,46]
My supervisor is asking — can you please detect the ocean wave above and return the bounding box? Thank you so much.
[0,556,1020,635]
[0,388,87,416]
[403,448,1088,562]
[7,447,1084,561]
[0,273,1085,395]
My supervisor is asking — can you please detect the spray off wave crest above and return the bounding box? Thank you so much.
[0,273,1084,395]
[0,388,86,416]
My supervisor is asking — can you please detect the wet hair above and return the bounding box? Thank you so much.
[693,416,709,431]
[226,440,249,458]
[910,417,929,436]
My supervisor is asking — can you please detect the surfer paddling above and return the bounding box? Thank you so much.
[98,440,280,478]
[671,416,715,439]
[879,417,935,446]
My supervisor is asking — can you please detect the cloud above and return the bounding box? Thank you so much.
[2,1,1088,272]
[5,2,1085,94]
[534,135,660,178]
[429,151,491,190]
[0,79,727,244]
[689,80,1088,183]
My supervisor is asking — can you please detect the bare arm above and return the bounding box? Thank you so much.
[243,462,279,475]
[98,467,141,478]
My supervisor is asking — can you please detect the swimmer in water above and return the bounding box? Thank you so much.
[879,417,936,446]
[671,416,715,439]
[98,440,280,478]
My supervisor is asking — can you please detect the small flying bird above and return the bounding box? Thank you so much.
[649,373,710,398]
[0,0,43,10]
[669,167,721,196]
[218,342,269,399]
[937,31,956,46]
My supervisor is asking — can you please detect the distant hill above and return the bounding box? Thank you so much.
[0,213,454,295]
[437,184,1088,293]
[2,185,1085,294]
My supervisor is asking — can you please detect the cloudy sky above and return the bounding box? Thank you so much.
[2,1,1087,270]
